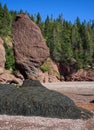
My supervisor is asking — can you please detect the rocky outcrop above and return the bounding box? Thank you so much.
[38,70,61,83]
[13,14,50,79]
[38,58,63,83]
[69,69,94,81]
[58,64,71,77]
[0,70,24,85]
[0,38,6,74]
[58,63,77,81]
[58,62,94,81]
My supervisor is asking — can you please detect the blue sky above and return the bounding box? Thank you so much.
[0,0,94,22]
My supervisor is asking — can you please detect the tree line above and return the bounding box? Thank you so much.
[0,3,94,71]
[35,14,94,70]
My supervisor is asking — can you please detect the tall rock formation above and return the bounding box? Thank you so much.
[13,14,50,79]
[0,38,6,74]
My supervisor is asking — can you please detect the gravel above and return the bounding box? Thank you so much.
[0,115,94,130]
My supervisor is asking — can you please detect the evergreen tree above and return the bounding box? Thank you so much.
[36,12,42,25]
[0,2,94,71]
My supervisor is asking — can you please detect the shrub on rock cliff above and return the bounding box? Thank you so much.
[40,60,51,73]
[0,79,93,119]
[4,43,15,70]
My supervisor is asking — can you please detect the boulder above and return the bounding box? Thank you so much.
[13,14,50,79]
[0,38,6,74]
[0,79,93,119]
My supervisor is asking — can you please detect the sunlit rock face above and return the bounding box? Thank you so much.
[0,37,5,74]
[13,14,49,79]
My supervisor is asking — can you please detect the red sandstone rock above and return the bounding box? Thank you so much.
[0,70,23,85]
[0,38,6,74]
[58,64,71,76]
[70,69,94,81]
[38,58,62,82]
[13,14,50,79]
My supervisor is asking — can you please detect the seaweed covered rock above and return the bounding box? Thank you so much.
[13,14,50,79]
[0,80,93,119]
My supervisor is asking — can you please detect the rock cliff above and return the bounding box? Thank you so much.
[0,38,6,74]
[13,14,50,79]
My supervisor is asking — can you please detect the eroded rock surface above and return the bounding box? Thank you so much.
[69,69,94,81]
[13,14,49,79]
[0,70,23,85]
[38,58,62,83]
[0,38,6,74]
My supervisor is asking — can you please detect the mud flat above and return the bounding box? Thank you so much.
[43,82,94,112]
[43,82,94,94]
